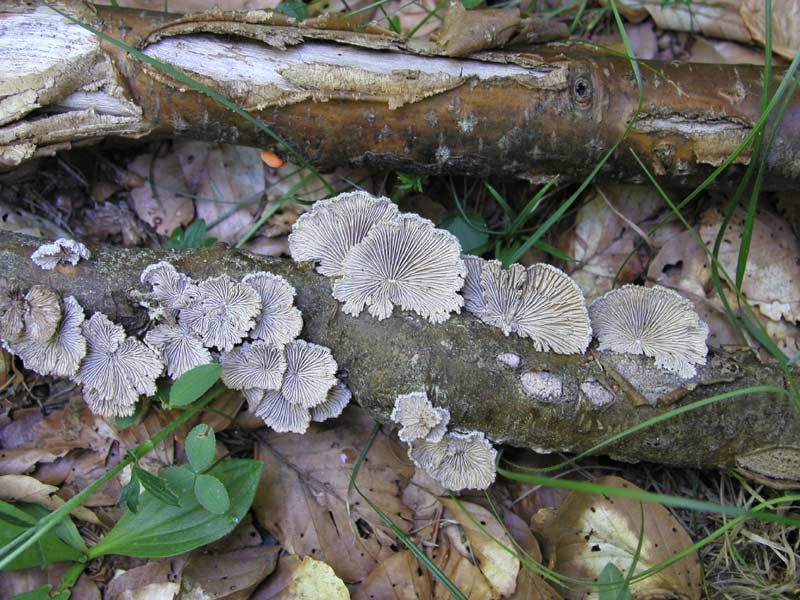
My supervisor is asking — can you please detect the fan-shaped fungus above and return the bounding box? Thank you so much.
[75,313,163,417]
[310,381,352,422]
[139,261,199,319]
[589,284,709,378]
[7,295,86,378]
[0,285,62,344]
[289,190,400,277]
[243,272,303,347]
[220,340,286,391]
[391,391,450,443]
[332,213,466,323]
[408,430,497,491]
[179,274,261,351]
[144,322,212,380]
[30,239,90,270]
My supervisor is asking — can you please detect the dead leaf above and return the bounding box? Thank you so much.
[532,475,702,600]
[106,561,180,600]
[434,1,520,57]
[253,407,414,583]
[255,555,350,599]
[686,38,765,64]
[0,563,99,600]
[431,527,494,600]
[183,546,280,599]
[95,0,280,10]
[439,498,520,597]
[648,206,800,353]
[610,0,751,42]
[0,474,99,524]
[352,550,432,600]
[560,185,676,302]
[128,152,195,236]
[508,562,564,600]
[79,201,144,246]
[194,145,266,244]
[376,0,444,38]
[0,200,69,239]
[741,0,800,60]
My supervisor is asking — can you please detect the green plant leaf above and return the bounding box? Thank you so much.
[89,460,261,559]
[169,363,221,408]
[115,398,148,429]
[460,0,483,7]
[440,211,489,253]
[165,219,217,250]
[185,424,217,474]
[194,474,230,515]
[0,503,84,570]
[116,468,141,513]
[135,466,180,507]
[598,562,632,600]
[275,0,309,21]
[9,585,55,600]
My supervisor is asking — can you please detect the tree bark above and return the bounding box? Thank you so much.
[1,231,799,488]
[2,2,800,190]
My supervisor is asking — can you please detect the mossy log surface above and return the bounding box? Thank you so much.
[3,2,800,189]
[1,231,799,487]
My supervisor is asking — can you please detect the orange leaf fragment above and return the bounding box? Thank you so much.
[261,149,286,169]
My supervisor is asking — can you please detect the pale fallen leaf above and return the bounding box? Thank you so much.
[352,550,432,600]
[610,0,751,42]
[0,448,67,476]
[507,544,564,600]
[686,37,765,64]
[431,526,494,600]
[741,0,800,60]
[0,200,69,239]
[0,563,100,600]
[106,561,180,600]
[532,475,702,600]
[128,152,195,236]
[255,555,350,600]
[0,474,99,524]
[560,185,675,302]
[439,498,520,597]
[253,407,414,582]
[592,21,658,59]
[194,145,266,244]
[648,206,800,353]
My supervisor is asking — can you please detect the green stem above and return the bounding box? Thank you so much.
[0,382,225,571]
[57,561,88,594]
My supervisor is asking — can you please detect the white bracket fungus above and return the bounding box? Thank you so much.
[0,285,62,344]
[144,322,212,380]
[179,274,261,351]
[289,190,400,277]
[310,381,352,422]
[220,340,286,391]
[30,238,90,270]
[243,272,303,347]
[477,261,592,354]
[245,339,338,434]
[138,261,199,320]
[332,213,466,323]
[461,254,487,318]
[390,391,450,443]
[75,313,164,417]
[589,285,709,378]
[6,295,86,378]
[408,430,497,492]
[520,371,563,401]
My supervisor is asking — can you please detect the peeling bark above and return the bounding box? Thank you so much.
[2,2,800,189]
[1,231,799,488]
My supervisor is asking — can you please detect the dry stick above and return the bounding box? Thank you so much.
[2,1,800,189]
[0,231,798,487]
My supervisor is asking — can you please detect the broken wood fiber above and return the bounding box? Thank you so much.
[1,231,799,487]
[2,1,800,190]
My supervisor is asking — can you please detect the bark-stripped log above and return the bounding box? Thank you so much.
[1,231,799,488]
[2,2,800,190]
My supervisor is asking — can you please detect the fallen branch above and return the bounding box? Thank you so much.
[2,2,800,189]
[1,231,798,487]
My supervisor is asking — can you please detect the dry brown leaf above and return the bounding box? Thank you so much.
[591,21,658,59]
[686,37,765,64]
[0,474,99,524]
[0,448,66,476]
[507,545,564,600]
[741,0,800,60]
[194,145,266,244]
[431,526,494,600]
[128,152,195,236]
[532,476,702,600]
[439,498,520,597]
[0,563,99,600]
[105,561,180,600]
[0,200,70,239]
[94,0,280,11]
[79,201,144,246]
[376,0,444,38]
[352,550,432,600]
[560,185,675,302]
[611,0,751,42]
[648,206,800,353]
[183,546,280,599]
[254,555,350,599]
[434,1,520,57]
[253,407,414,583]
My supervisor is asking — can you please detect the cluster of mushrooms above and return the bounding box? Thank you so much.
[0,191,710,492]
